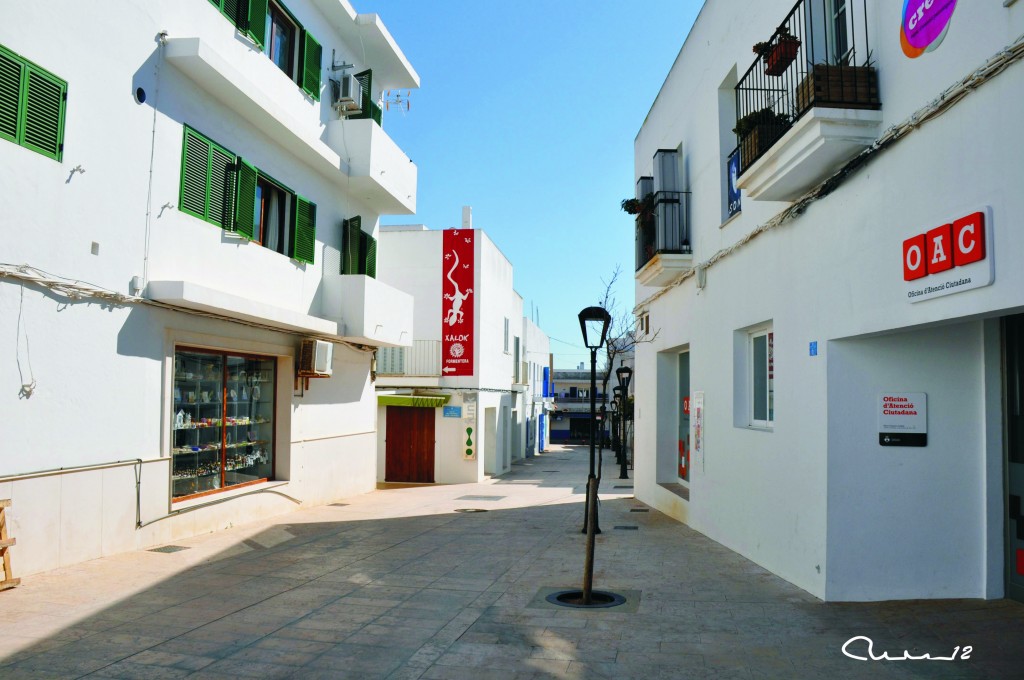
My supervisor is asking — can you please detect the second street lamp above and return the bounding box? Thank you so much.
[616,365,633,480]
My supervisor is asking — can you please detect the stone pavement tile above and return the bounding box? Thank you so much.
[346,623,442,648]
[85,660,195,679]
[418,665,533,680]
[305,642,413,677]
[144,638,245,661]
[565,661,750,680]
[193,658,299,679]
[122,649,219,672]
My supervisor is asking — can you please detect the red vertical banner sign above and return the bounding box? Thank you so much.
[442,229,475,376]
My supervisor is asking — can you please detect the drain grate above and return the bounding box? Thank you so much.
[613,485,633,489]
[629,509,650,513]
[455,495,506,501]
[148,545,190,553]
[329,503,349,507]
[454,508,488,513]
[614,526,639,531]
[542,470,560,473]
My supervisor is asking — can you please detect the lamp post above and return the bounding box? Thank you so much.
[616,365,633,480]
[578,306,610,605]
[612,386,624,466]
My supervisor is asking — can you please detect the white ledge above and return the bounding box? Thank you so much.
[147,280,342,338]
[164,37,349,187]
[736,107,883,202]
[308,0,420,89]
[635,252,694,287]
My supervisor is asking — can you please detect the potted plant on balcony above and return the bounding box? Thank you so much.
[756,26,802,77]
[620,192,655,223]
[733,107,790,169]
[795,56,880,113]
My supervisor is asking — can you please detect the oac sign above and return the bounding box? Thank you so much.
[903,207,993,303]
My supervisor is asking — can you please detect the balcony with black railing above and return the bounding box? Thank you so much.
[731,0,883,202]
[634,190,692,287]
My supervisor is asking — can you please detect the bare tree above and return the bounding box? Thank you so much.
[594,265,657,461]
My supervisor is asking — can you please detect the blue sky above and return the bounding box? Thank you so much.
[356,0,703,368]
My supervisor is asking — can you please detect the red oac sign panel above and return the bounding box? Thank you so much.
[902,208,993,303]
[442,229,475,376]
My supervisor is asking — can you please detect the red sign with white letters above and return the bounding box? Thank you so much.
[903,209,993,303]
[441,229,475,376]
[903,212,985,281]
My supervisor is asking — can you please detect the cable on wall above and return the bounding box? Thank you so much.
[634,31,1024,315]
[0,263,376,355]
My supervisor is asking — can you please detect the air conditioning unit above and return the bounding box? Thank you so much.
[331,74,363,115]
[298,339,334,377]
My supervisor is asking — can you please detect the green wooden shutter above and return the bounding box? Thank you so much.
[301,31,322,100]
[22,67,66,161]
[0,47,22,144]
[233,158,258,240]
[221,0,245,29]
[365,235,377,279]
[180,129,212,219]
[355,69,371,111]
[293,196,316,264]
[208,145,235,229]
[342,216,362,274]
[246,0,269,48]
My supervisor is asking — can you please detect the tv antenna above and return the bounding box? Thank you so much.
[384,90,411,113]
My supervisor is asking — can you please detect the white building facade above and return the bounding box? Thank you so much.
[632,0,1024,601]
[375,220,551,483]
[0,0,418,576]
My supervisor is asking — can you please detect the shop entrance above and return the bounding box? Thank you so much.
[385,406,435,483]
[1005,314,1024,602]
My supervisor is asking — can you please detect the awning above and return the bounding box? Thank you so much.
[377,395,451,408]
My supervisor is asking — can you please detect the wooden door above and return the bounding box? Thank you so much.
[385,406,435,483]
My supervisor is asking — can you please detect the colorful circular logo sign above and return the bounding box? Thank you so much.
[901,0,958,58]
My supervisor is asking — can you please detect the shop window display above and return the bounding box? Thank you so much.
[172,349,275,500]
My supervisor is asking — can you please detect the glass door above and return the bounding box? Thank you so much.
[172,351,226,498]
[172,348,275,500]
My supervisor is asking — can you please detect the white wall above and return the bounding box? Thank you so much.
[632,0,1024,599]
[826,321,1003,600]
[0,0,415,576]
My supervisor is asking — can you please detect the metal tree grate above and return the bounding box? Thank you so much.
[148,545,190,553]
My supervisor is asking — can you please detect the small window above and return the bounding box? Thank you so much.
[504,318,510,353]
[342,216,376,277]
[255,176,293,256]
[265,2,298,78]
[179,126,316,264]
[750,329,774,426]
[0,43,67,162]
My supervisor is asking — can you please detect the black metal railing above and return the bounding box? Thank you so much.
[635,190,691,272]
[734,0,879,175]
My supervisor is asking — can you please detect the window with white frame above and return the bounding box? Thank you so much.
[749,328,774,426]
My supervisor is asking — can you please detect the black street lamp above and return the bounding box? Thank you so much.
[616,365,633,479]
[578,305,610,605]
[612,386,624,466]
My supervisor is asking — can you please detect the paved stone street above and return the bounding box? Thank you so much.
[0,445,1021,679]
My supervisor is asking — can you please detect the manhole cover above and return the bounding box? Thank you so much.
[454,508,488,513]
[455,495,506,501]
[614,526,639,531]
[629,509,650,513]
[148,545,190,553]
[545,590,626,609]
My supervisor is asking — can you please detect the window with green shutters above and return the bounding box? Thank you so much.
[179,126,316,264]
[342,216,376,278]
[208,0,320,101]
[0,43,67,162]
